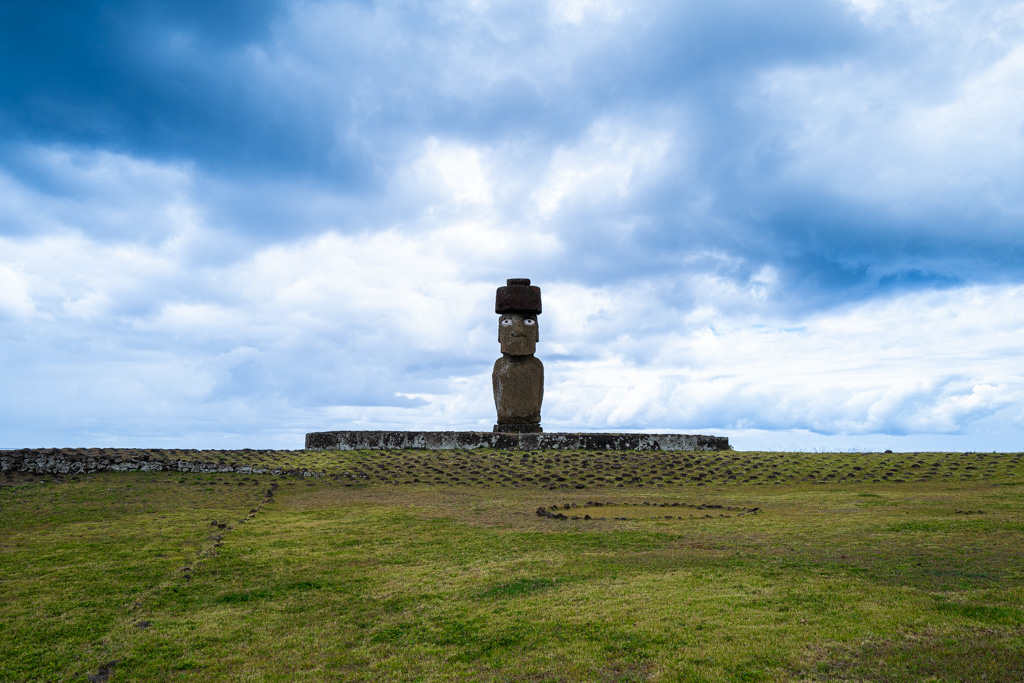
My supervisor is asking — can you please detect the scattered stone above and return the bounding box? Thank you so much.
[534,500,762,521]
[5,448,1021,494]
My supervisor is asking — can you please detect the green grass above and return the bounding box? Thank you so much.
[2,450,1023,681]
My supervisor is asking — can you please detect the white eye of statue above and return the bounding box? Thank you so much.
[524,318,536,325]
[501,318,513,326]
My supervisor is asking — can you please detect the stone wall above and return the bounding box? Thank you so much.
[0,449,324,478]
[304,431,730,451]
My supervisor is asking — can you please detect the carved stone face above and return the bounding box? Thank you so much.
[498,313,538,355]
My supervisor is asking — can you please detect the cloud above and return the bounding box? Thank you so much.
[727,0,1024,295]
[0,263,37,319]
[1,1,1023,448]
[4,170,1021,448]
[545,284,1024,441]
[531,116,676,219]
[755,38,1024,219]
[0,145,195,242]
[402,137,495,208]
[548,0,624,26]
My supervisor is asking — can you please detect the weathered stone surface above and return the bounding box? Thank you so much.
[304,431,730,451]
[493,354,544,424]
[494,423,542,433]
[495,278,542,314]
[498,312,539,356]
[493,277,545,429]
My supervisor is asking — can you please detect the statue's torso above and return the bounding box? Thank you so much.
[492,354,544,424]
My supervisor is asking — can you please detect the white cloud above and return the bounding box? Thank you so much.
[2,156,1022,447]
[0,146,195,242]
[840,0,884,19]
[544,284,1024,440]
[532,117,675,219]
[548,0,625,25]
[0,233,181,322]
[269,0,602,123]
[0,264,37,319]
[755,2,1024,218]
[404,137,494,208]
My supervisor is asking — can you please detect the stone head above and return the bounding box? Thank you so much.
[495,278,541,356]
[498,312,538,355]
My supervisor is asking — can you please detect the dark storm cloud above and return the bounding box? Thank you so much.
[0,0,365,180]
[1,1,861,171]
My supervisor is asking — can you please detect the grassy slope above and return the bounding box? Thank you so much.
[2,450,1023,682]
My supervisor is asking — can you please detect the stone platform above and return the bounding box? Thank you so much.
[304,430,729,451]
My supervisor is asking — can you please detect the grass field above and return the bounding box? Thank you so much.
[2,449,1023,682]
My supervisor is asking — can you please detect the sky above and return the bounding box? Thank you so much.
[1,0,1023,451]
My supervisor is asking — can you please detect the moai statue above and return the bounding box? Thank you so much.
[492,278,544,433]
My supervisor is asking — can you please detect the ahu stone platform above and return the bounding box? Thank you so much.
[304,430,729,451]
